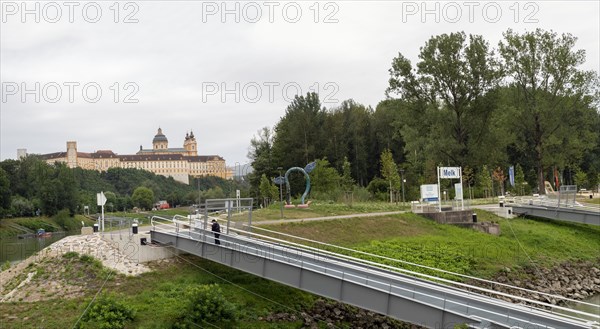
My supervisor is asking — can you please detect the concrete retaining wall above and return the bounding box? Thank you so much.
[421,210,473,224]
[101,231,180,263]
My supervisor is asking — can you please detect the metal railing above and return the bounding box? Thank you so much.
[150,218,599,327]
[508,196,600,213]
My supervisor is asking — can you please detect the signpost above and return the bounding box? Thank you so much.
[437,167,464,211]
[96,191,107,232]
[420,184,439,202]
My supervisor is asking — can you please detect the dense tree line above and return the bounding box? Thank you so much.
[248,29,599,201]
[0,156,248,218]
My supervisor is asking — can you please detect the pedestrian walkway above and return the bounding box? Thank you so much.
[254,211,407,225]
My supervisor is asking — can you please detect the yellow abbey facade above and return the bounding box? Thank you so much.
[37,128,232,184]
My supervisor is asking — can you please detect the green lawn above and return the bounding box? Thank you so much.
[263,210,600,279]
[1,255,317,328]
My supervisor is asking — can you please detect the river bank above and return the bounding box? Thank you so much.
[0,234,150,303]
[483,259,600,305]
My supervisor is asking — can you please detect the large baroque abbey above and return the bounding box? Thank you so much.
[31,128,231,184]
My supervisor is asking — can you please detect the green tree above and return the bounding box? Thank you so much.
[514,164,528,195]
[387,31,501,167]
[337,100,374,185]
[272,92,325,170]
[247,127,276,197]
[380,149,400,203]
[131,187,154,210]
[340,157,355,190]
[259,174,278,207]
[103,191,117,212]
[477,165,493,198]
[499,28,599,194]
[203,186,225,200]
[573,169,588,189]
[310,158,341,194]
[11,196,34,217]
[0,168,11,216]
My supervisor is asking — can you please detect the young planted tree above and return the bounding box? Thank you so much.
[514,164,528,195]
[259,174,278,207]
[340,157,355,191]
[492,167,507,196]
[477,165,493,198]
[380,149,400,203]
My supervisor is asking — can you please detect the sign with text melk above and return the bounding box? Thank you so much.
[437,166,464,211]
[439,167,461,179]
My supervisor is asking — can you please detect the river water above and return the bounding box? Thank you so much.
[0,232,75,264]
[559,294,600,321]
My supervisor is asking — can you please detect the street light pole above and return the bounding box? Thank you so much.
[399,169,405,206]
[277,167,283,219]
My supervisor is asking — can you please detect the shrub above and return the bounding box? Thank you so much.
[54,209,80,231]
[63,251,80,259]
[175,284,237,328]
[77,295,136,329]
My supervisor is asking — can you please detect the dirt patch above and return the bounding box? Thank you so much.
[0,234,151,303]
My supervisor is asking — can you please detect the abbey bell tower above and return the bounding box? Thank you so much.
[183,130,198,156]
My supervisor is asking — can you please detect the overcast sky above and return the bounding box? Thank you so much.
[1,1,599,167]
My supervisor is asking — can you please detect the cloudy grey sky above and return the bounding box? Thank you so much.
[1,1,598,167]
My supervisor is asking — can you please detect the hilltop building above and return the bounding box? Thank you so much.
[31,128,232,184]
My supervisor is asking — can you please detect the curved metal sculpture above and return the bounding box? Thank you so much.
[284,167,311,205]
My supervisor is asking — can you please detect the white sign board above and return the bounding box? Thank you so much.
[236,190,240,198]
[439,167,461,179]
[420,184,439,202]
[454,183,463,201]
[96,192,107,206]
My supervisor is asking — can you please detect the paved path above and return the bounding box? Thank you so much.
[254,211,407,225]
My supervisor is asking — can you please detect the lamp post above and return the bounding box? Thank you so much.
[277,167,283,219]
[399,169,405,206]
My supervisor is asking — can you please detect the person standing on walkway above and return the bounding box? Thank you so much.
[211,219,221,245]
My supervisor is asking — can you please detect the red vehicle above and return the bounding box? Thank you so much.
[156,200,170,209]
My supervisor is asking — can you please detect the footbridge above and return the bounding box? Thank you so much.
[507,197,600,226]
[149,200,599,328]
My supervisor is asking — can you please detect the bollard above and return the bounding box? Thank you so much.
[132,223,138,234]
[499,200,504,207]
[472,213,477,223]
[93,224,99,232]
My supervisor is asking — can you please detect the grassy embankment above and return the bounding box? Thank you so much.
[1,253,319,328]
[261,210,600,279]
[0,214,96,238]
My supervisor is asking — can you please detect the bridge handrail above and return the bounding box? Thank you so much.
[155,220,597,323]
[233,225,599,322]
[247,224,600,312]
[511,196,600,212]
[151,225,597,327]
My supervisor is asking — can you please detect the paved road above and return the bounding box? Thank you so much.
[254,211,407,225]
